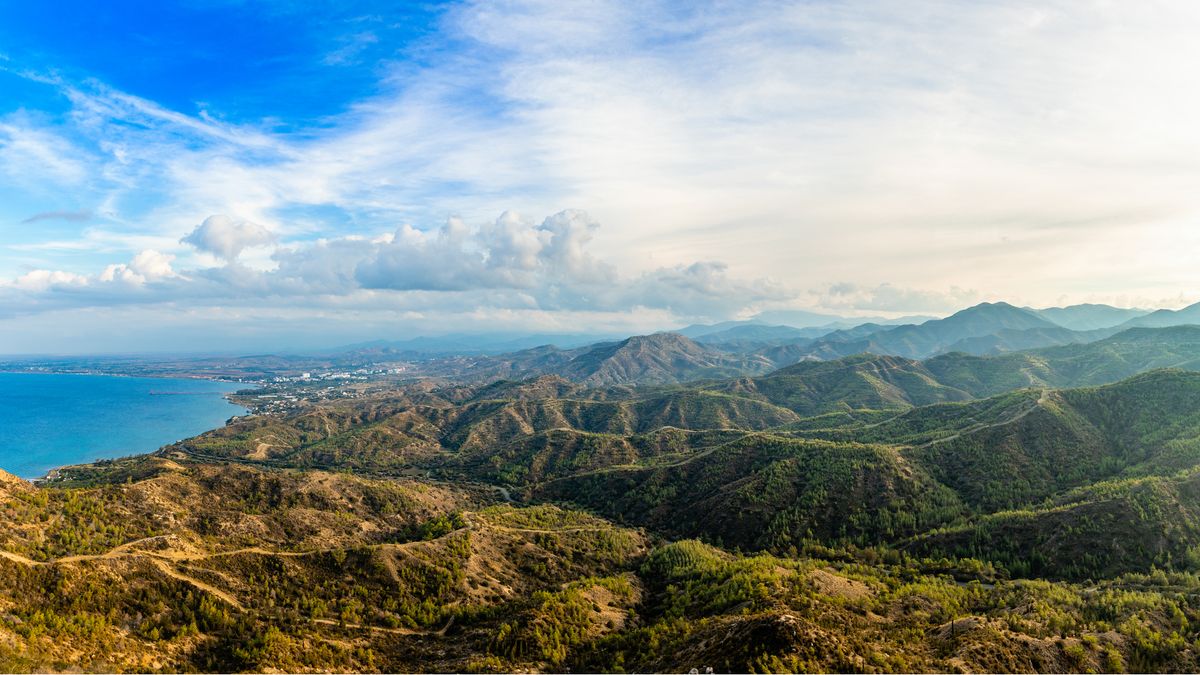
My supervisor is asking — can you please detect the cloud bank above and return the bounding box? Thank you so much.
[1,210,790,327]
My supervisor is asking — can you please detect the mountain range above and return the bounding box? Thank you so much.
[8,301,1200,670]
[401,300,1200,388]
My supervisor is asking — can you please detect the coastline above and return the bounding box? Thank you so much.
[0,372,249,481]
[0,367,248,384]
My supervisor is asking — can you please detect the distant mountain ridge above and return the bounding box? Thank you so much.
[1117,299,1200,329]
[766,302,1059,362]
[401,302,1200,386]
[1031,303,1150,331]
[418,332,776,386]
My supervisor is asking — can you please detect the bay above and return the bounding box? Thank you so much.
[0,372,245,479]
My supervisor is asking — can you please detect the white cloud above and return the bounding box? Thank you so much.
[8,269,88,292]
[1,211,789,325]
[181,215,277,261]
[354,210,616,292]
[322,31,379,66]
[0,117,90,187]
[99,250,178,284]
[6,0,1200,347]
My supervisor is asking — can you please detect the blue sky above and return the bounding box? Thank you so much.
[2,1,1200,353]
[0,2,442,123]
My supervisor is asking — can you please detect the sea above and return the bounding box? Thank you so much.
[0,372,246,479]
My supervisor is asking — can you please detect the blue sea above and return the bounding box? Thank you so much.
[0,372,246,479]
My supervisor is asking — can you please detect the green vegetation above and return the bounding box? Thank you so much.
[11,333,1200,671]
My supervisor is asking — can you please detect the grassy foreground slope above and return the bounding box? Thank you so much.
[0,460,650,672]
[6,460,1200,673]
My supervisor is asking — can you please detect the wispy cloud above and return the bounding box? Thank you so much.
[4,0,1200,349]
[322,31,380,66]
[20,209,92,224]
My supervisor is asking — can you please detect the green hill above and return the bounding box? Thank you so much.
[710,353,972,415]
[536,433,966,550]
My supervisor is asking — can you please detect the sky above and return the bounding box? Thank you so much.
[2,0,1200,353]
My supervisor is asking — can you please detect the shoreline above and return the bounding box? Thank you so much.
[0,371,251,483]
[0,368,248,385]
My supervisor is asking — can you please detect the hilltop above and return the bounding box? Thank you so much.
[416,332,776,387]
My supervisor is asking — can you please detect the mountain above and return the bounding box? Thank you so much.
[1118,300,1200,329]
[22,311,1200,672]
[179,357,1200,581]
[922,325,1200,396]
[558,333,775,386]
[1032,303,1150,331]
[417,332,776,386]
[675,320,767,338]
[938,325,1113,355]
[691,324,823,351]
[538,369,1200,580]
[1018,325,1200,386]
[897,370,1200,577]
[750,308,938,328]
[711,353,972,416]
[865,302,1060,358]
[908,469,1200,580]
[781,302,1061,362]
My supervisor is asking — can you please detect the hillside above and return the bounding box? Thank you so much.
[530,370,1200,579]
[921,325,1200,396]
[7,454,1199,671]
[12,329,1200,670]
[415,332,776,386]
[939,325,1111,356]
[558,333,775,386]
[908,470,1200,579]
[711,353,972,415]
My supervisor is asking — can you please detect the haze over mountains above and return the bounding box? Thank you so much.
[379,300,1183,388]
[4,299,1191,388]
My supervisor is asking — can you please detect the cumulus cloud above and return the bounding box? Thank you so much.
[0,211,792,327]
[8,269,88,292]
[353,210,615,292]
[99,250,178,284]
[180,215,276,260]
